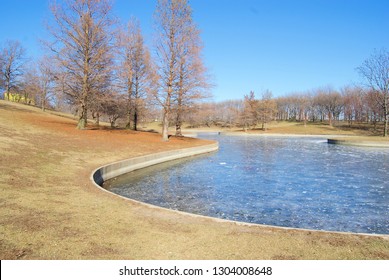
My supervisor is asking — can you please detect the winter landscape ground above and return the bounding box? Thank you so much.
[1,100,388,260]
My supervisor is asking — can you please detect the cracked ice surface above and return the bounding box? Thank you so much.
[105,135,389,234]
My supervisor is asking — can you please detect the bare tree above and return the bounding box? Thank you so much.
[117,18,155,131]
[0,40,26,100]
[357,48,389,137]
[35,56,56,111]
[296,93,313,126]
[275,96,291,121]
[257,90,277,131]
[314,87,343,126]
[51,70,74,112]
[217,99,243,128]
[364,89,383,130]
[341,86,365,126]
[187,101,218,127]
[173,12,211,136]
[47,0,115,129]
[20,65,40,105]
[99,91,126,128]
[13,58,55,109]
[0,51,3,97]
[153,0,197,141]
[241,91,258,130]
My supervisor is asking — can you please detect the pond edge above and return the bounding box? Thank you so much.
[90,141,389,239]
[328,138,389,148]
[91,142,219,186]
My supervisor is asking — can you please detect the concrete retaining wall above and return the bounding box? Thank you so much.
[91,142,219,186]
[328,138,389,148]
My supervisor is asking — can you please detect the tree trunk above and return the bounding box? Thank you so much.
[94,112,100,126]
[133,107,138,131]
[175,122,182,136]
[133,79,139,131]
[162,108,169,141]
[41,90,47,111]
[77,103,87,129]
[6,84,10,101]
[175,102,183,137]
[126,111,132,129]
[162,79,172,142]
[384,97,388,137]
[78,56,89,130]
[77,114,87,129]
[126,79,133,129]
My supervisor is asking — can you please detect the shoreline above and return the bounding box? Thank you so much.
[183,129,389,148]
[91,143,219,185]
[94,132,388,238]
[328,138,389,148]
[93,169,389,239]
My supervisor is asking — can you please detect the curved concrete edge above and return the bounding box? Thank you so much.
[91,142,219,186]
[90,141,389,239]
[328,138,389,148]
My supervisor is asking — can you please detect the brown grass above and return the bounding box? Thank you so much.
[226,121,384,136]
[1,100,388,260]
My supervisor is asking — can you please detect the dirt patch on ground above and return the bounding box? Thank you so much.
[1,100,388,260]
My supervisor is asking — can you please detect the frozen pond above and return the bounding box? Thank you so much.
[104,134,389,234]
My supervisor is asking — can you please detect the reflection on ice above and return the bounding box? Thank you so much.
[104,135,389,235]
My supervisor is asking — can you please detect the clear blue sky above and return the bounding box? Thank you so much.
[1,0,388,101]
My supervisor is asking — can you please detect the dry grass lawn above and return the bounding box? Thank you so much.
[228,121,385,136]
[1,100,388,260]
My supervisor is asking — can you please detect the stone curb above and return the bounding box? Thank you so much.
[91,142,219,186]
[328,139,389,148]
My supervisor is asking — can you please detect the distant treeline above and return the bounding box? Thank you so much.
[178,85,384,130]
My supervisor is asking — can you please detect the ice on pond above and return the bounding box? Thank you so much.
[104,135,389,235]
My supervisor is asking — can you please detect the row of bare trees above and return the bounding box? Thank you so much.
[275,86,386,127]
[181,84,388,136]
[1,0,210,141]
[178,48,389,137]
[46,0,209,137]
[0,40,56,112]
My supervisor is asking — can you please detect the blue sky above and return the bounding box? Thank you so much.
[1,0,388,101]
